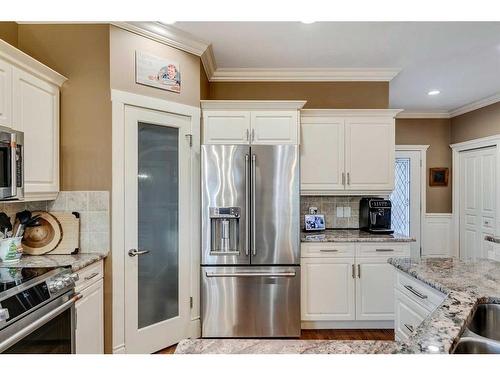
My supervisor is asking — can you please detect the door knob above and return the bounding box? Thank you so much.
[128,249,150,257]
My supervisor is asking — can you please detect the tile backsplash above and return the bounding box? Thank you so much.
[301,196,362,229]
[0,191,109,253]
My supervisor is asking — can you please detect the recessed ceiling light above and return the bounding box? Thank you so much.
[300,20,315,24]
[428,90,440,96]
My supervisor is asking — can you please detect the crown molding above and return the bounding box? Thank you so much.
[201,100,307,110]
[111,22,211,57]
[301,109,403,118]
[209,68,400,82]
[396,111,451,119]
[200,44,217,79]
[449,93,500,118]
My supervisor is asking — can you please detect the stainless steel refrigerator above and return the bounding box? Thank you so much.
[201,144,300,337]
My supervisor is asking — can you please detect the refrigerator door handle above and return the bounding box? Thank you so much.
[245,154,250,256]
[251,154,257,256]
[205,271,296,278]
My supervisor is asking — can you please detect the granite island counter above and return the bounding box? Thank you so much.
[301,229,415,243]
[175,257,500,354]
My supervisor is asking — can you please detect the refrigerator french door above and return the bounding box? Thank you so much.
[201,144,300,337]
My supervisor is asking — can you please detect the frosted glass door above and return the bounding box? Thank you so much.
[124,106,191,353]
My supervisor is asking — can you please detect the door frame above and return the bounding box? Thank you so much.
[451,134,500,258]
[111,90,200,354]
[395,145,428,257]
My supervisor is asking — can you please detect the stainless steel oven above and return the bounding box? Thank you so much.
[0,268,80,354]
[0,125,24,201]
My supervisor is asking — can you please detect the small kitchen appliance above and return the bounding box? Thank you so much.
[359,198,394,234]
[0,125,24,201]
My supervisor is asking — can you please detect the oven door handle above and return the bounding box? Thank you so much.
[0,293,81,353]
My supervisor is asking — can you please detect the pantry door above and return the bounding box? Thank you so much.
[124,105,191,353]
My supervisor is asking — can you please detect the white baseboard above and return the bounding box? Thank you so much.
[301,320,394,329]
[422,213,453,257]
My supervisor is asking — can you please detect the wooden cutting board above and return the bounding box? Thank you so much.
[22,211,80,255]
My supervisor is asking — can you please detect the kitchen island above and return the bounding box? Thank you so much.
[175,257,500,354]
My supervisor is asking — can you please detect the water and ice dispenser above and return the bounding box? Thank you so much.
[209,207,240,254]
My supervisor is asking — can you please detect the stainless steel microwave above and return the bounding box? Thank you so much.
[0,125,24,201]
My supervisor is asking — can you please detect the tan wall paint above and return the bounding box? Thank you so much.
[451,101,500,143]
[200,64,210,100]
[110,26,200,107]
[207,81,389,109]
[395,118,452,213]
[0,22,18,48]
[17,24,112,192]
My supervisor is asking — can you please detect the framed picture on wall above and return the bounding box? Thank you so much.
[135,51,181,93]
[429,167,449,186]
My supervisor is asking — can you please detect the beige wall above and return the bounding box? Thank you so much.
[16,24,112,192]
[0,22,18,48]
[200,64,210,100]
[451,101,500,143]
[395,118,452,213]
[207,81,389,109]
[110,26,201,107]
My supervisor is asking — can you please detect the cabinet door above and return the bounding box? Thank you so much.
[355,257,395,321]
[75,278,104,354]
[301,257,355,321]
[0,59,12,127]
[203,110,250,144]
[12,68,59,199]
[394,289,428,341]
[300,117,345,192]
[251,111,298,144]
[345,118,395,191]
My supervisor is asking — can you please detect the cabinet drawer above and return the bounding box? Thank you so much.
[395,269,446,312]
[356,243,410,258]
[301,242,355,258]
[75,260,104,292]
[395,289,429,341]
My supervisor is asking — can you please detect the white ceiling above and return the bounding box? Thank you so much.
[174,22,500,113]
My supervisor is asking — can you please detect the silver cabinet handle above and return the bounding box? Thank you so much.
[347,172,350,185]
[251,128,255,142]
[404,285,428,299]
[128,249,150,257]
[376,248,395,252]
[84,272,99,281]
[251,154,256,256]
[206,272,296,278]
[352,264,356,279]
[342,172,345,185]
[320,249,338,252]
[0,293,81,353]
[246,129,249,141]
[357,264,361,278]
[404,323,414,333]
[244,154,250,256]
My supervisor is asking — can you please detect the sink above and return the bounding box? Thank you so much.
[452,338,500,354]
[467,304,500,341]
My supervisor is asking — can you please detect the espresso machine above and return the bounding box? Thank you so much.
[359,198,394,234]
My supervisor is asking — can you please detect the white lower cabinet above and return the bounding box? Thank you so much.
[75,261,104,354]
[301,241,410,328]
[301,257,355,321]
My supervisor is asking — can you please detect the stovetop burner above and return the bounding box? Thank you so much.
[0,268,55,294]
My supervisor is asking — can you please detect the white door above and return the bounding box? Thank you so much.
[301,257,355,321]
[459,147,496,260]
[251,110,298,144]
[300,117,345,192]
[203,110,250,144]
[124,105,191,353]
[345,118,395,191]
[391,150,422,257]
[355,258,395,321]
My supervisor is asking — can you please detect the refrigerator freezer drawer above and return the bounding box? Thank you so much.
[201,266,301,338]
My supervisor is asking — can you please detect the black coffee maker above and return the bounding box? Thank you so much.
[359,198,394,234]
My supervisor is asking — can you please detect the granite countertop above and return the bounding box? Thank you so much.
[301,229,415,243]
[0,250,108,271]
[175,257,500,354]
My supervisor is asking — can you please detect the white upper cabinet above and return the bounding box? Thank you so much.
[300,109,401,195]
[201,101,306,145]
[0,58,12,127]
[0,39,66,201]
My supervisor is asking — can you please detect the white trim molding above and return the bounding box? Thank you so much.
[450,134,500,259]
[201,100,307,110]
[209,68,400,82]
[450,93,500,118]
[0,39,67,87]
[396,111,451,119]
[302,109,403,118]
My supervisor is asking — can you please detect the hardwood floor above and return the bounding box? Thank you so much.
[156,329,394,354]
